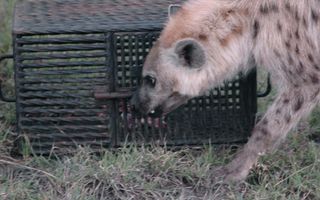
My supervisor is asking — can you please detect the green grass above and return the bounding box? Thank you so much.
[1,0,320,199]
[0,0,16,123]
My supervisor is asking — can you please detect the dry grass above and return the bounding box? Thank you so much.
[0,133,320,200]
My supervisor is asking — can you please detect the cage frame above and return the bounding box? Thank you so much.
[0,0,271,154]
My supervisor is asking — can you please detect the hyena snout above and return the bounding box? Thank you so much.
[129,90,164,118]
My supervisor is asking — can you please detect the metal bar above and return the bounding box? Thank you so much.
[20,77,107,84]
[26,139,111,148]
[14,34,22,135]
[94,91,133,100]
[128,35,134,87]
[18,68,107,76]
[21,108,105,115]
[0,54,13,61]
[110,32,119,147]
[19,91,94,99]
[20,99,98,107]
[120,35,126,88]
[17,44,105,53]
[22,125,108,133]
[19,84,105,92]
[17,35,105,44]
[20,52,106,61]
[20,116,107,124]
[0,54,16,102]
[14,25,162,36]
[20,61,105,69]
[27,136,110,143]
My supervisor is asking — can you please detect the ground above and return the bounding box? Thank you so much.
[0,0,320,199]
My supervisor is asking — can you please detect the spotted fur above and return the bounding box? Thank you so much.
[132,0,320,182]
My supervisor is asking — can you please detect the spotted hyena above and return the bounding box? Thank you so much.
[131,0,320,182]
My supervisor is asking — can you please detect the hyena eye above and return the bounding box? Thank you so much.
[143,75,156,87]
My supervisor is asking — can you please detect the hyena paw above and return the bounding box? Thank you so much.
[223,166,249,183]
[208,166,225,183]
[210,164,249,184]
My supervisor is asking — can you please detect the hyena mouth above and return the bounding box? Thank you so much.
[148,106,163,118]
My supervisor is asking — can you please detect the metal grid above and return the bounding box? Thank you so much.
[14,33,113,152]
[113,32,257,146]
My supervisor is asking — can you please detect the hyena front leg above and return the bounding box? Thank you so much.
[221,86,319,182]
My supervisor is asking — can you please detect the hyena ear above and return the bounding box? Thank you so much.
[174,38,206,68]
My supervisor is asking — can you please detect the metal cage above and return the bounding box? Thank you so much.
[0,0,259,154]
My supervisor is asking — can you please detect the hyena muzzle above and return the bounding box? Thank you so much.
[131,0,320,182]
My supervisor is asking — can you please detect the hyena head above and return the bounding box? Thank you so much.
[131,0,253,117]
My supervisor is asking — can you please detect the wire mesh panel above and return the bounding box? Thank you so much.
[14,33,113,153]
[12,0,257,153]
[113,32,257,146]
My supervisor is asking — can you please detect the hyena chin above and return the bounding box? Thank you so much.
[131,0,320,182]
